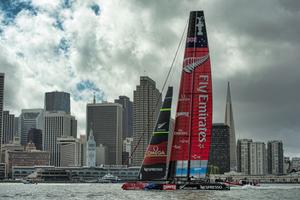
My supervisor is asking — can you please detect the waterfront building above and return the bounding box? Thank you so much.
[19,109,44,146]
[12,165,140,181]
[114,96,133,138]
[96,144,108,165]
[0,163,5,179]
[123,137,133,165]
[1,142,24,162]
[1,142,24,153]
[132,76,161,166]
[57,136,81,167]
[5,143,50,177]
[28,128,43,150]
[208,123,230,174]
[2,111,15,144]
[284,157,291,174]
[0,73,5,159]
[45,91,70,114]
[291,157,300,172]
[267,140,284,175]
[250,142,267,175]
[86,102,123,165]
[86,129,96,167]
[44,111,77,166]
[225,82,237,171]
[237,139,252,174]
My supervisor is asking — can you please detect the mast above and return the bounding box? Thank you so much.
[168,11,212,180]
[139,87,173,180]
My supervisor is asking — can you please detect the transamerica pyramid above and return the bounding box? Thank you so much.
[225,82,237,171]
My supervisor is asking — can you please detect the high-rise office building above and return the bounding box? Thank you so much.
[86,129,96,167]
[250,142,267,175]
[132,76,161,166]
[19,109,44,146]
[2,111,15,144]
[237,139,252,174]
[267,140,284,175]
[0,73,4,158]
[44,111,77,166]
[45,91,70,114]
[57,136,81,167]
[14,117,20,137]
[86,102,123,165]
[28,128,43,150]
[115,96,133,139]
[208,123,230,174]
[225,82,237,171]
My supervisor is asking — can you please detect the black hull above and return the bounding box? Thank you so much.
[178,182,229,190]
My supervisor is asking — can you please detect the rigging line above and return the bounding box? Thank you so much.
[160,19,188,95]
[129,19,188,164]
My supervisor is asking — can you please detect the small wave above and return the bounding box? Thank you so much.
[232,184,300,190]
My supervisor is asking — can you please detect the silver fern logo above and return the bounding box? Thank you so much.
[183,54,209,73]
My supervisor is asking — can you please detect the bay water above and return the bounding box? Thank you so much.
[0,183,299,200]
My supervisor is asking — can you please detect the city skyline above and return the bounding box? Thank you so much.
[1,0,300,157]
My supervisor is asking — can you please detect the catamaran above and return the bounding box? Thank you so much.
[122,10,229,191]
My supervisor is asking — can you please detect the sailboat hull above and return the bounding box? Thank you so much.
[121,181,229,190]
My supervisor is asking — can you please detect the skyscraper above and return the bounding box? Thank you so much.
[208,123,230,174]
[44,111,77,166]
[237,139,252,174]
[19,109,44,146]
[225,82,237,171]
[86,102,123,165]
[45,91,70,114]
[267,140,284,175]
[114,96,133,139]
[132,76,161,166]
[250,142,267,175]
[0,73,4,158]
[2,111,15,144]
[14,117,20,137]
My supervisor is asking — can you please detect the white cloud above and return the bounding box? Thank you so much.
[1,0,300,156]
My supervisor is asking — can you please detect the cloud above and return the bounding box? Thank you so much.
[0,0,300,157]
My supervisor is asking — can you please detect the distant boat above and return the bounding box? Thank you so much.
[100,173,121,183]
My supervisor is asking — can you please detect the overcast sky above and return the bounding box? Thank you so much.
[1,0,300,157]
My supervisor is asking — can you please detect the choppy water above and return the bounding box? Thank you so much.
[0,183,300,200]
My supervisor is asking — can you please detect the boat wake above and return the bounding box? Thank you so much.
[232,184,300,190]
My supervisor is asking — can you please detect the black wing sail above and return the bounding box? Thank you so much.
[139,86,173,180]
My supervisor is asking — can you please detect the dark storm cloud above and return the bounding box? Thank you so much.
[100,0,300,156]
[203,0,300,156]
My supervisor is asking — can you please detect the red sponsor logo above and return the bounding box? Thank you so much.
[163,184,177,190]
